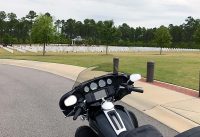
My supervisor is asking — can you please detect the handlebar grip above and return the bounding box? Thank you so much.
[73,107,82,120]
[127,85,144,93]
[132,87,144,93]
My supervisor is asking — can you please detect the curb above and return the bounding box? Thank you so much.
[0,59,85,81]
[140,78,199,98]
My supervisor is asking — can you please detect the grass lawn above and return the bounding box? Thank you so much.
[0,48,200,90]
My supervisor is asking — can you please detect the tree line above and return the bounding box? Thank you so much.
[0,10,200,49]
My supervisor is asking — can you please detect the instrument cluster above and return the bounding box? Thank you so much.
[83,78,113,93]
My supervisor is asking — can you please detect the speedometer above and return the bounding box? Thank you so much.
[99,80,106,87]
[90,82,98,90]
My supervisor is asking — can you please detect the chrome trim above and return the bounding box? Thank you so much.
[102,101,127,135]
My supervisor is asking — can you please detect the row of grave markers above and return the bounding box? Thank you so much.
[1,45,199,53]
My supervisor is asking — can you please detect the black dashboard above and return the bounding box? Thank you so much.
[74,74,128,104]
[81,76,113,93]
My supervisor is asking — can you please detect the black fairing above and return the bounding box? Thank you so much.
[89,105,136,137]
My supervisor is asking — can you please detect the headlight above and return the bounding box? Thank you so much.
[64,95,77,107]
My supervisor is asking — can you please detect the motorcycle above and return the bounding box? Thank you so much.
[59,67,200,137]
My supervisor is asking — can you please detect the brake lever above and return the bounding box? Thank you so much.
[120,83,128,87]
[66,109,75,117]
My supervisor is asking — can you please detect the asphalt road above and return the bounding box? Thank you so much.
[0,64,178,137]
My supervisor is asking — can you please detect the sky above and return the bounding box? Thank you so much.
[0,0,200,28]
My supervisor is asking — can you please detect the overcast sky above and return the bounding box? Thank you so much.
[0,0,200,28]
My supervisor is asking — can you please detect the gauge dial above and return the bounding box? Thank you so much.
[84,86,90,92]
[107,79,112,85]
[99,80,106,87]
[90,82,98,90]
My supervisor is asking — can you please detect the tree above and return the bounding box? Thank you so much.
[6,13,18,43]
[26,10,37,22]
[2,34,12,45]
[119,23,131,41]
[169,24,183,43]
[16,17,30,43]
[26,10,37,46]
[7,12,17,21]
[75,21,83,37]
[0,11,7,43]
[31,14,55,55]
[83,19,97,41]
[143,28,156,45]
[134,27,144,42]
[155,26,172,55]
[0,11,6,20]
[55,19,61,33]
[102,20,116,54]
[193,27,200,44]
[45,12,52,18]
[60,20,65,35]
[182,16,200,43]
[62,19,76,39]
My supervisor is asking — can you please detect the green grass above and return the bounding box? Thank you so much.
[0,48,200,90]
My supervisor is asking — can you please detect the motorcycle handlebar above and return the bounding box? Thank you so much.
[73,107,82,120]
[124,84,144,93]
[131,87,144,93]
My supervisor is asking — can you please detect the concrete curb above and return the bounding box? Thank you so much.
[140,79,199,98]
[153,80,198,92]
[0,59,85,81]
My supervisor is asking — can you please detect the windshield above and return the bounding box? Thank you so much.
[72,66,110,89]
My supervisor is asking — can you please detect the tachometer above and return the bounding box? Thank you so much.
[107,79,112,85]
[99,80,106,87]
[84,86,90,92]
[90,82,98,90]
